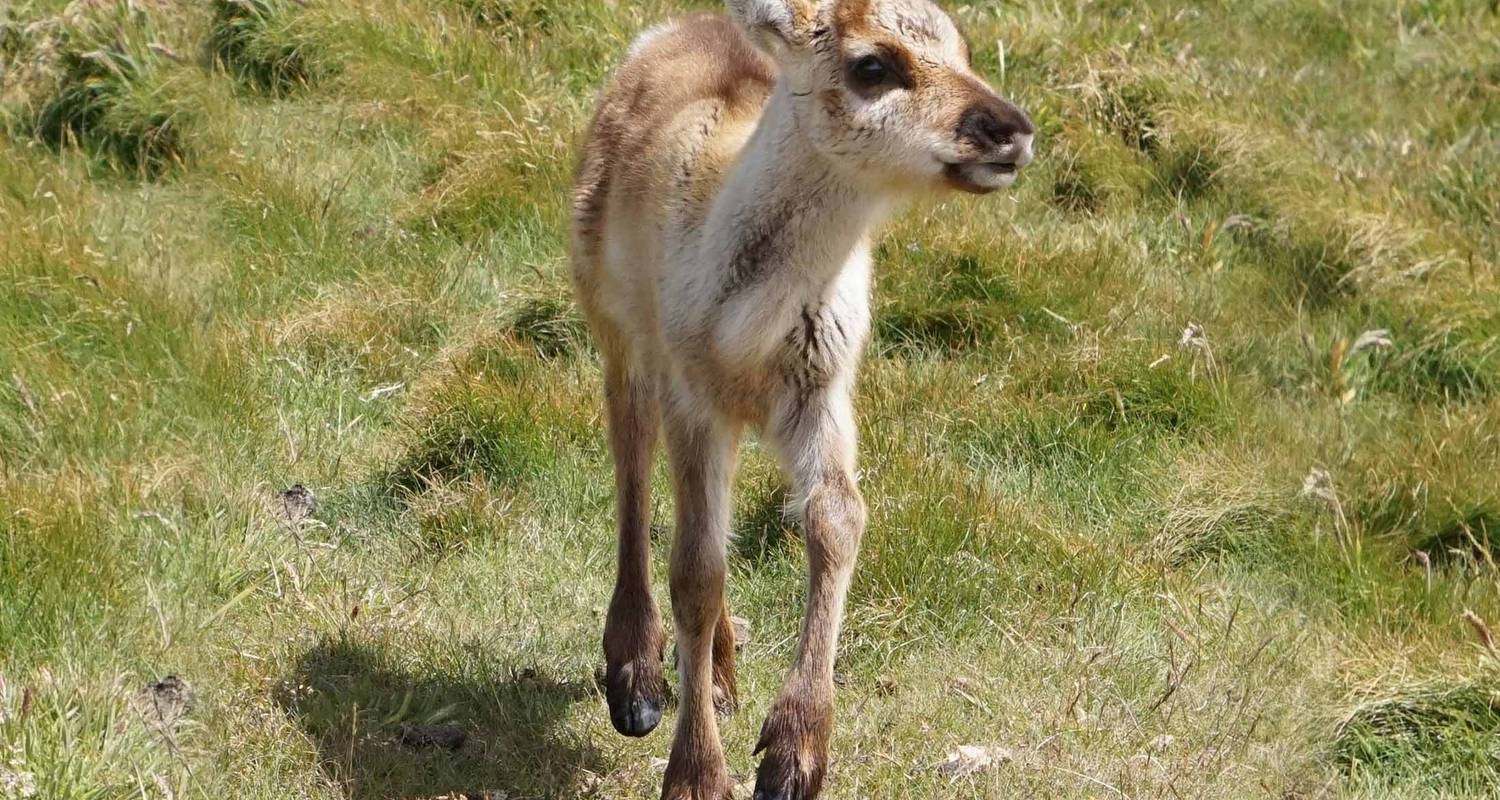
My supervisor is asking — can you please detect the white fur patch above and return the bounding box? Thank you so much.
[626,20,679,60]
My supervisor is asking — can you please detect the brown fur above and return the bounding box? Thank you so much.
[600,348,667,738]
[662,414,741,800]
[711,605,740,716]
[753,469,864,797]
[572,14,774,288]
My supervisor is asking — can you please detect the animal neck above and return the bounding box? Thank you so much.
[710,83,893,295]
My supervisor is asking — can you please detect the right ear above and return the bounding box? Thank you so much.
[726,0,816,55]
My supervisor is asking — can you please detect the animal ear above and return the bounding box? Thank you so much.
[726,0,816,53]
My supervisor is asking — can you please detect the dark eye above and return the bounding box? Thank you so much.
[849,55,888,87]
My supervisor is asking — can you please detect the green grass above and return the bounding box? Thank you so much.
[1335,669,1500,794]
[8,4,199,178]
[2,0,1499,797]
[208,0,328,96]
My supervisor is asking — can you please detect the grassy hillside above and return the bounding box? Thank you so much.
[2,0,1498,797]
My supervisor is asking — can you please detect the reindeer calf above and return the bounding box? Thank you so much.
[570,1,1033,797]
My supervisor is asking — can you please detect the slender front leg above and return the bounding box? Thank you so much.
[601,357,666,737]
[662,398,741,800]
[754,387,866,800]
[711,601,740,717]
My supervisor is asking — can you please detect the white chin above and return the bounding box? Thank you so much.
[957,163,1017,190]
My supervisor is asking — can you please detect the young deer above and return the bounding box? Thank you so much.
[570,1,1032,797]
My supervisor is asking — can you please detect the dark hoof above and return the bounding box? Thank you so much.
[752,715,827,800]
[605,658,665,737]
[751,765,823,800]
[609,690,663,737]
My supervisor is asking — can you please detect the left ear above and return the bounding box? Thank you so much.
[726,0,817,57]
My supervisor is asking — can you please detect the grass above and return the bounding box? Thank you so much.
[8,5,197,178]
[1,0,1498,797]
[1335,669,1500,794]
[207,0,327,96]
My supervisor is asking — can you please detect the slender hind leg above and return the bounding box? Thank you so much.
[601,353,667,738]
[661,399,740,800]
[671,598,740,717]
[712,602,739,717]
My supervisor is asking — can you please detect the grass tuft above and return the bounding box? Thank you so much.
[1050,165,1102,213]
[28,39,188,177]
[454,0,559,35]
[207,0,325,96]
[1152,460,1291,563]
[507,296,590,359]
[1155,137,1223,200]
[875,303,999,356]
[1416,506,1498,564]
[383,390,555,498]
[1430,156,1499,245]
[1223,214,1360,307]
[404,479,511,559]
[1372,315,1500,403]
[1071,359,1226,434]
[1334,671,1500,792]
[1080,65,1170,154]
[872,244,1057,356]
[380,362,590,501]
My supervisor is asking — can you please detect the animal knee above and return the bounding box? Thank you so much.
[802,472,865,569]
[669,559,727,631]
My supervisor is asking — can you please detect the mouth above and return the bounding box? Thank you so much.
[942,161,1020,195]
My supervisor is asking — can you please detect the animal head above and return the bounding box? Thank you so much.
[727,0,1034,194]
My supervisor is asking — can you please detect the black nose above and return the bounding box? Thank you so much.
[957,99,1034,151]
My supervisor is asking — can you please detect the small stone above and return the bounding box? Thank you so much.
[139,675,194,731]
[936,744,1013,777]
[279,484,317,524]
[396,723,466,750]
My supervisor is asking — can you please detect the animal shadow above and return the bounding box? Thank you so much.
[278,636,602,799]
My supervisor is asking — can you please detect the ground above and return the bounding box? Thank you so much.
[1,0,1498,798]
